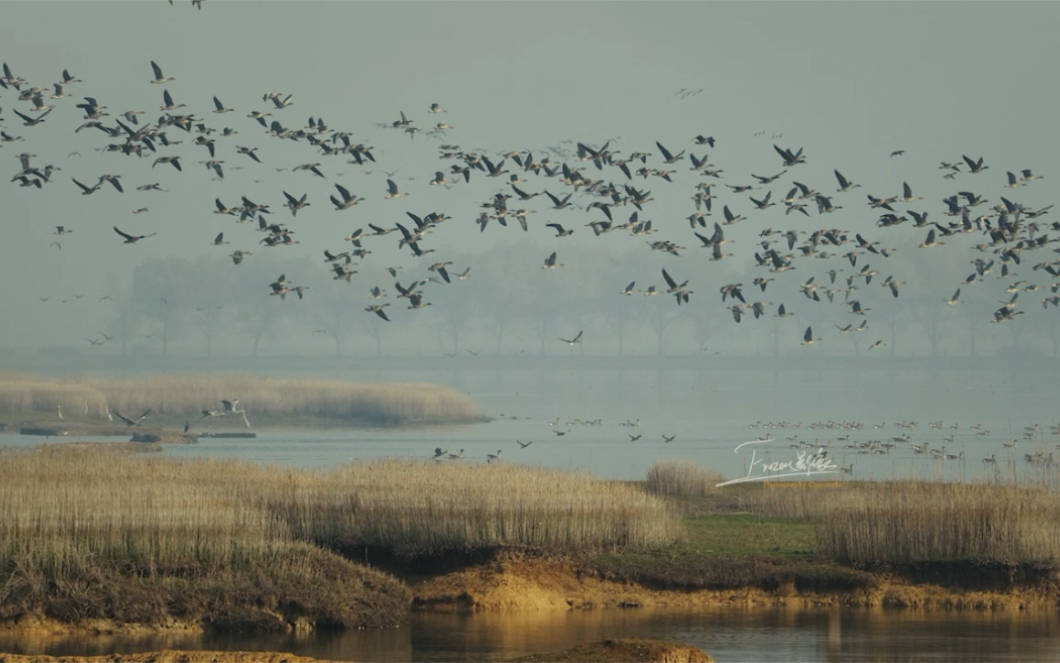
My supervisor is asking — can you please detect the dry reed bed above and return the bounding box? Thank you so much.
[751,481,1060,565]
[0,448,677,581]
[645,460,727,498]
[271,460,680,555]
[0,372,481,424]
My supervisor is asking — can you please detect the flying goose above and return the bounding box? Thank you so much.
[384,178,408,199]
[834,170,860,192]
[149,61,174,84]
[114,408,151,426]
[113,226,155,244]
[560,331,583,346]
[962,155,988,173]
[774,144,806,167]
[800,326,822,345]
[366,303,390,321]
[542,251,564,269]
[212,96,233,113]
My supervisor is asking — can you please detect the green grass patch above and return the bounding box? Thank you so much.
[576,509,874,592]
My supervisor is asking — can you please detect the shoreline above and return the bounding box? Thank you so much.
[1,552,1057,641]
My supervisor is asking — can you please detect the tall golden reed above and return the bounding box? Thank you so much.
[751,480,1060,565]
[0,449,679,578]
[645,460,726,498]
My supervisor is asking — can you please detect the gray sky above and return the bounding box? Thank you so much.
[2,1,1057,352]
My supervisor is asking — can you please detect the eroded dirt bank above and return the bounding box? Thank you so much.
[410,556,1060,612]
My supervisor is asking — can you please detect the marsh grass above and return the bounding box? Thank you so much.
[750,480,1060,565]
[645,461,726,498]
[272,460,680,555]
[0,372,481,424]
[0,448,677,628]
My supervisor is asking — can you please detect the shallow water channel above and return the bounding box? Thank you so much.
[4,608,1060,662]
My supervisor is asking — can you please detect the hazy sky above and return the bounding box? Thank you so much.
[2,1,1057,351]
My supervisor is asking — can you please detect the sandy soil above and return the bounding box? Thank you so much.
[411,556,1059,612]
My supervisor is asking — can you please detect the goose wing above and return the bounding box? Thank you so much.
[113,226,136,241]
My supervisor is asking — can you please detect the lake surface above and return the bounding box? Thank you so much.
[4,362,1058,484]
[4,607,1060,662]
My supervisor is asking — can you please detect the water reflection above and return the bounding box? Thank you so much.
[2,608,1059,662]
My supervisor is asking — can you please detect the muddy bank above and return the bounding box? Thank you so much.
[507,638,714,662]
[409,555,1060,612]
[0,651,342,663]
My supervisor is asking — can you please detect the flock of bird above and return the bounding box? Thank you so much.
[4,47,1057,355]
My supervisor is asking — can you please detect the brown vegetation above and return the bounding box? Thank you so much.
[0,372,482,425]
[748,480,1060,566]
[0,448,677,631]
[645,461,726,498]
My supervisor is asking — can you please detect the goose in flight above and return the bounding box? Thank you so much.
[149,61,174,84]
[114,408,151,426]
[229,250,251,265]
[12,107,52,126]
[544,190,573,210]
[662,268,687,294]
[270,93,294,109]
[801,326,822,345]
[384,178,408,199]
[330,183,361,210]
[407,293,431,310]
[160,89,184,111]
[283,191,310,216]
[447,449,464,460]
[662,434,676,443]
[542,251,564,269]
[546,223,573,237]
[560,331,583,346]
[114,226,155,244]
[620,281,639,295]
[752,170,786,184]
[98,174,124,192]
[749,191,774,209]
[152,155,181,171]
[212,96,233,113]
[366,303,390,321]
[212,232,228,246]
[774,144,806,167]
[655,141,685,164]
[962,155,988,173]
[898,182,922,202]
[834,170,860,192]
[722,205,745,225]
[943,289,962,305]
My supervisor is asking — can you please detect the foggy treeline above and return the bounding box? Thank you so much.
[72,231,1060,360]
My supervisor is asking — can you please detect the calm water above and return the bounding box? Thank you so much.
[4,365,1057,483]
[2,608,1059,662]
[4,364,1060,661]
